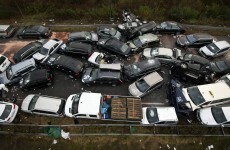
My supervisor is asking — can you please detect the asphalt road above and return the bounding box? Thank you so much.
[0,31,230,124]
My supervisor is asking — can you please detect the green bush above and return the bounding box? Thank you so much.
[205,3,230,19]
[169,6,199,21]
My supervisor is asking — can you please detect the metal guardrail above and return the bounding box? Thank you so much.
[0,124,230,136]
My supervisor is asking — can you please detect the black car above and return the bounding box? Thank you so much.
[182,53,210,65]
[17,25,51,39]
[46,54,84,78]
[19,69,53,90]
[170,61,211,83]
[97,26,122,40]
[154,21,185,35]
[62,41,93,57]
[209,59,230,78]
[97,38,131,57]
[81,64,122,86]
[68,31,98,44]
[168,78,193,118]
[129,21,157,39]
[13,41,43,63]
[176,33,215,48]
[123,58,161,80]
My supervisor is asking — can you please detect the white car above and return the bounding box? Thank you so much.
[199,41,230,58]
[127,33,160,52]
[0,54,11,73]
[197,106,230,126]
[0,101,19,123]
[141,107,178,125]
[33,39,65,63]
[21,94,66,117]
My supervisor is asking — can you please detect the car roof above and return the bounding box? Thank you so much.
[67,42,92,50]
[156,107,178,121]
[26,69,48,81]
[43,39,60,49]
[34,95,63,113]
[11,58,35,74]
[98,69,121,79]
[143,72,163,86]
[107,38,123,49]
[99,63,121,70]
[196,82,230,102]
[136,59,160,69]
[184,54,210,65]
[139,33,158,42]
[158,48,173,56]
[0,25,10,30]
[214,41,230,50]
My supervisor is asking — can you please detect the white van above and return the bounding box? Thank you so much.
[181,82,230,111]
[0,25,16,38]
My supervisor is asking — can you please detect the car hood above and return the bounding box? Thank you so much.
[64,94,75,117]
[69,32,84,38]
[128,83,143,97]
[128,42,137,49]
[88,52,100,65]
[199,46,214,56]
[33,52,45,61]
[21,95,34,111]
[198,108,218,125]
[114,31,122,40]
[177,36,189,45]
[97,38,109,45]
[142,48,152,58]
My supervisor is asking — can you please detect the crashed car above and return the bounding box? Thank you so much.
[141,47,182,65]
[68,31,98,44]
[97,38,131,57]
[129,21,157,39]
[170,60,212,83]
[199,40,230,58]
[0,54,11,73]
[208,59,230,78]
[33,39,66,63]
[97,26,121,40]
[88,52,120,66]
[122,10,142,24]
[176,33,215,48]
[17,25,51,39]
[81,64,123,86]
[182,53,210,66]
[154,21,185,35]
[123,58,161,80]
[127,33,160,52]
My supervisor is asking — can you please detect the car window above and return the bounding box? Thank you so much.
[207,43,219,53]
[135,79,150,92]
[0,105,12,120]
[72,94,81,115]
[89,115,97,118]
[40,47,49,55]
[146,108,159,123]
[28,95,39,110]
[6,67,13,79]
[150,48,159,56]
[133,38,143,47]
[187,87,205,106]
[0,56,6,64]
[33,109,56,114]
[211,107,227,124]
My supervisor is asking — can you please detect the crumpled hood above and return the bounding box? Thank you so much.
[142,48,152,58]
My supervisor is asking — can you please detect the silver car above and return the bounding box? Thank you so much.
[21,94,66,117]
[141,47,182,65]
[199,41,230,58]
[128,71,163,97]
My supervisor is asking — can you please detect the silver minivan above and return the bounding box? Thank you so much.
[0,58,37,85]
[0,25,16,38]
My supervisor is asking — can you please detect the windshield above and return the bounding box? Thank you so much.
[121,44,129,53]
[133,38,143,47]
[85,32,91,39]
[72,94,81,115]
[187,87,205,106]
[186,35,196,43]
[160,22,167,28]
[211,107,227,124]
[95,55,103,63]
[6,67,13,79]
[38,26,46,32]
[215,61,228,71]
[39,47,49,55]
[90,69,99,80]
[28,95,39,110]
[150,48,159,56]
[146,108,159,123]
[0,105,12,120]
[135,79,150,93]
[207,43,219,53]
[0,56,6,65]
[131,64,141,74]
